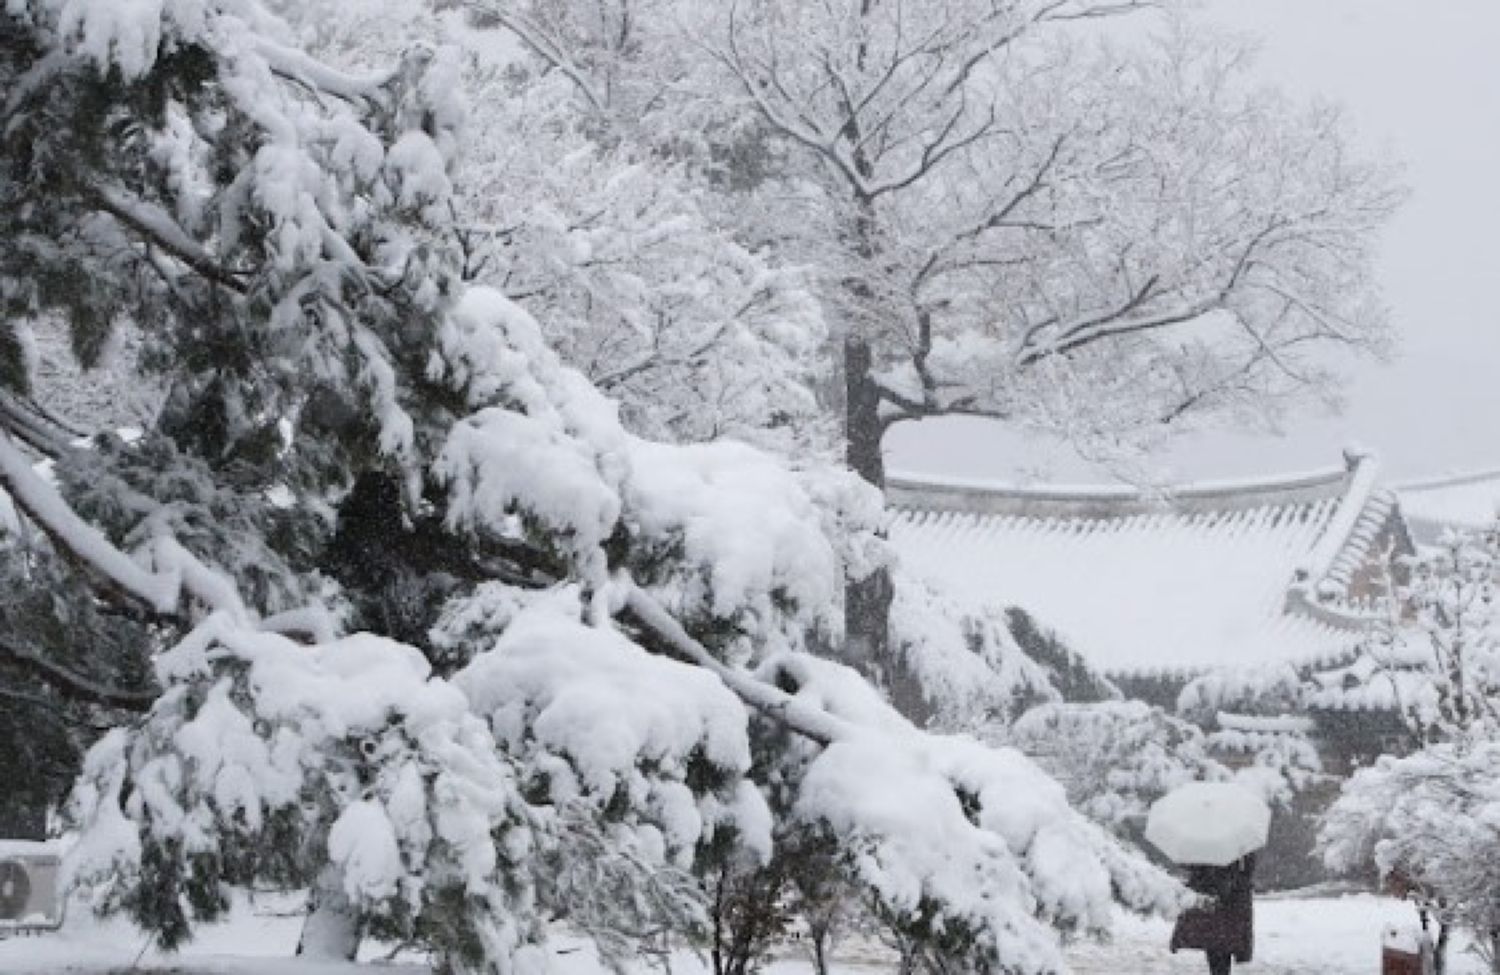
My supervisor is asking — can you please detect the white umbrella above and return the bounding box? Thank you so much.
[1144,782,1271,867]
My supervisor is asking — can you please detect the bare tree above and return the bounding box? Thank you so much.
[700,0,1401,666]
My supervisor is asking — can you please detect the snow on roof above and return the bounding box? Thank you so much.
[1395,468,1500,541]
[888,452,1396,678]
[1214,712,1317,735]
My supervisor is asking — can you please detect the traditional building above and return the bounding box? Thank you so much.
[889,449,1411,698]
[888,449,1422,887]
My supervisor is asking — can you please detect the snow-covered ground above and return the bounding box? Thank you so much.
[0,892,1484,975]
[1068,894,1483,974]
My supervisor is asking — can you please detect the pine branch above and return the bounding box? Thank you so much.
[0,391,73,458]
[618,584,844,746]
[0,430,183,615]
[0,637,155,712]
[0,431,247,621]
[88,185,249,294]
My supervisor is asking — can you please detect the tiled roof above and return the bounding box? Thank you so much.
[888,451,1403,678]
[1395,468,1500,543]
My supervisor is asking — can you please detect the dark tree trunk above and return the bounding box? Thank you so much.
[844,336,886,489]
[834,94,930,719]
[841,336,931,723]
[843,333,891,666]
[808,920,831,975]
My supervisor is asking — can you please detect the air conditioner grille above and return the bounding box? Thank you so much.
[0,861,33,921]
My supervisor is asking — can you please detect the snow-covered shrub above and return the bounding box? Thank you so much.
[1176,664,1308,723]
[1317,529,1500,973]
[1005,701,1225,836]
[1321,739,1500,973]
[756,653,1183,974]
[889,575,1060,727]
[1383,529,1500,743]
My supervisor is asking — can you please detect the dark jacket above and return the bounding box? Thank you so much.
[1170,854,1255,962]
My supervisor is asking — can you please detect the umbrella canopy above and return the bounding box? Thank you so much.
[1144,782,1271,867]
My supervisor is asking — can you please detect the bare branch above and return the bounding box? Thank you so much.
[461,0,608,112]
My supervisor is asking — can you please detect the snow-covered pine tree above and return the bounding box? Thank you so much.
[265,0,1064,730]
[272,0,834,457]
[2,2,1183,972]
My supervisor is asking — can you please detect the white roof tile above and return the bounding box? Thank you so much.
[1395,468,1500,540]
[888,454,1395,677]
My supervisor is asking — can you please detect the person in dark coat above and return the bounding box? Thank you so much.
[1169,853,1256,975]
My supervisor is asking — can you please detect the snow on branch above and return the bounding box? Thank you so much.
[0,431,244,620]
[621,584,846,746]
[249,34,391,105]
[620,584,1183,972]
[0,431,181,614]
[457,1,606,112]
[88,185,249,293]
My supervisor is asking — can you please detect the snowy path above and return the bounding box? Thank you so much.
[1064,895,1481,975]
[0,894,1483,974]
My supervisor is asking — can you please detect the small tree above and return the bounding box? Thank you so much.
[1388,529,1500,744]
[1322,742,1500,974]
[1319,527,1500,974]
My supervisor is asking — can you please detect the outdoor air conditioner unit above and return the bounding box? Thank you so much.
[0,841,64,934]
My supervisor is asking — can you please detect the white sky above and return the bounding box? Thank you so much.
[888,0,1500,485]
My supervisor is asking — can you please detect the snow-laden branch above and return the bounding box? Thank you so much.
[459,0,606,112]
[0,431,181,614]
[0,391,74,458]
[250,35,391,105]
[0,431,245,620]
[89,185,249,293]
[620,583,846,745]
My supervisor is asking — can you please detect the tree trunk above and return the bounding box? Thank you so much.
[843,333,891,660]
[808,919,831,975]
[842,336,931,723]
[297,865,361,962]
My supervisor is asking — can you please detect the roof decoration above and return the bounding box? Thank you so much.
[888,451,1407,679]
[1294,448,1393,600]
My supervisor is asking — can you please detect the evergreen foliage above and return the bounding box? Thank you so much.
[0,3,1187,972]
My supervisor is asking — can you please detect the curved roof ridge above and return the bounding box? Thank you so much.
[887,458,1360,521]
[1292,450,1386,599]
[1396,466,1500,492]
[888,464,1350,503]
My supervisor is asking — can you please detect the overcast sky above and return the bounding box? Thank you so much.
[888,0,1500,486]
